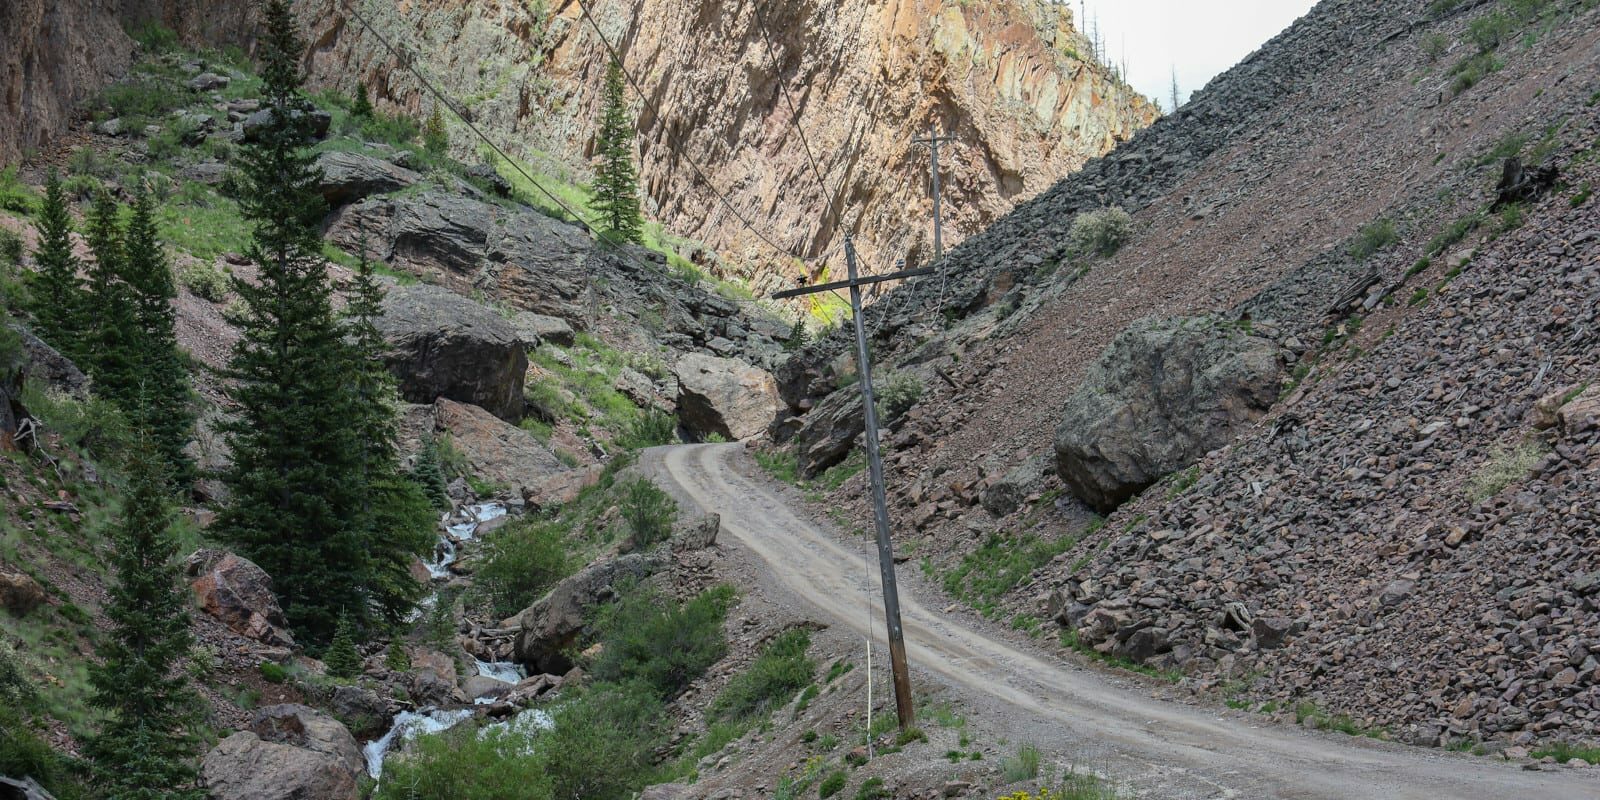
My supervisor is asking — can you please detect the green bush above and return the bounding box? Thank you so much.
[1348,219,1397,261]
[875,371,923,420]
[1002,742,1042,782]
[618,409,677,449]
[541,681,667,799]
[179,260,230,302]
[710,628,815,722]
[818,771,847,799]
[258,661,289,684]
[361,111,420,147]
[375,723,555,800]
[621,477,677,549]
[476,519,572,619]
[0,167,38,215]
[1067,207,1133,258]
[1467,11,1514,51]
[591,585,734,700]
[99,80,186,127]
[0,228,22,268]
[127,21,180,52]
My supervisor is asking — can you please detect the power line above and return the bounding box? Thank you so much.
[337,0,631,253]
[569,0,803,261]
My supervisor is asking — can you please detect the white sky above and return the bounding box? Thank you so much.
[1073,0,1320,111]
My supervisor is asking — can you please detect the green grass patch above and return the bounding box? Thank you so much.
[941,533,1074,618]
[710,628,815,723]
[1347,218,1398,261]
[1530,742,1600,764]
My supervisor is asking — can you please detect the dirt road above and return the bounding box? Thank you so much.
[651,443,1600,800]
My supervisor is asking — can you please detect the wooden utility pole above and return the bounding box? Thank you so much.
[773,240,931,729]
[914,125,956,262]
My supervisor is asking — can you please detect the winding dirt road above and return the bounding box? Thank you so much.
[651,443,1600,800]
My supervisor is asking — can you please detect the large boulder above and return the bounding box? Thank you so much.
[314,151,420,208]
[185,549,294,648]
[790,388,863,477]
[509,311,576,347]
[11,325,89,398]
[511,552,664,674]
[376,284,528,423]
[1054,317,1282,513]
[673,354,780,441]
[202,731,358,800]
[0,571,45,616]
[431,398,568,494]
[249,705,365,779]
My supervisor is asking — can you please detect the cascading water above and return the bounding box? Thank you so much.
[362,708,475,778]
[369,501,515,778]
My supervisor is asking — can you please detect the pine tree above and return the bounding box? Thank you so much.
[83,190,141,406]
[410,438,451,511]
[351,83,373,120]
[344,232,433,624]
[1169,66,1182,113]
[85,443,203,799]
[26,172,87,360]
[785,317,809,352]
[122,190,195,485]
[384,639,410,672]
[217,0,372,645]
[422,106,448,157]
[592,60,643,244]
[324,613,361,679]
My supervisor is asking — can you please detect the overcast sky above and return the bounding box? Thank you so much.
[1072,0,1320,111]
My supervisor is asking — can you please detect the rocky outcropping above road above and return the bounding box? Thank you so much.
[673,354,781,441]
[375,283,528,423]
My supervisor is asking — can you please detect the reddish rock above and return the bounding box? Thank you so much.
[185,549,294,648]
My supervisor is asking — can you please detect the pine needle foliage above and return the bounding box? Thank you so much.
[26,172,87,361]
[83,190,142,407]
[217,0,373,644]
[325,614,361,679]
[351,83,374,119]
[592,60,643,244]
[85,444,204,799]
[422,106,448,157]
[122,190,196,485]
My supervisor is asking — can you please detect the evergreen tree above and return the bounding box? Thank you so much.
[85,444,203,800]
[785,317,809,352]
[351,83,373,120]
[217,0,372,645]
[83,190,141,406]
[324,614,361,679]
[123,190,195,485]
[592,60,643,244]
[422,106,448,157]
[343,232,433,624]
[26,172,87,360]
[410,438,451,511]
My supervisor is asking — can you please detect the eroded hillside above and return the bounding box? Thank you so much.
[773,0,1600,756]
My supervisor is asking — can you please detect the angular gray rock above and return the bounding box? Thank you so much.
[202,731,359,800]
[314,150,421,208]
[249,704,365,779]
[510,311,576,347]
[790,388,863,477]
[511,552,664,673]
[376,284,528,423]
[980,456,1050,517]
[1054,316,1281,512]
[241,108,331,142]
[673,353,780,441]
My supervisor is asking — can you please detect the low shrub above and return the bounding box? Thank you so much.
[621,477,677,549]
[618,409,677,450]
[0,228,22,268]
[710,628,815,722]
[179,260,230,302]
[476,519,571,619]
[1348,219,1397,261]
[374,723,555,800]
[1002,742,1042,782]
[1465,439,1546,502]
[0,167,38,215]
[1067,207,1133,258]
[591,584,734,700]
[875,371,923,420]
[818,770,847,799]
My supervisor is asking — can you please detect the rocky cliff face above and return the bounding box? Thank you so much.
[0,0,259,165]
[293,0,1157,289]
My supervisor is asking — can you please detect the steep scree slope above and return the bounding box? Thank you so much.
[779,0,1600,749]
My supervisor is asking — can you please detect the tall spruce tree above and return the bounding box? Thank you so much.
[85,443,203,800]
[121,190,195,485]
[217,0,372,644]
[592,60,643,244]
[26,172,87,360]
[343,232,433,624]
[83,190,142,405]
[351,83,374,120]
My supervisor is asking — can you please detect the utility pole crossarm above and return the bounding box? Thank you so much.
[771,239,919,729]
